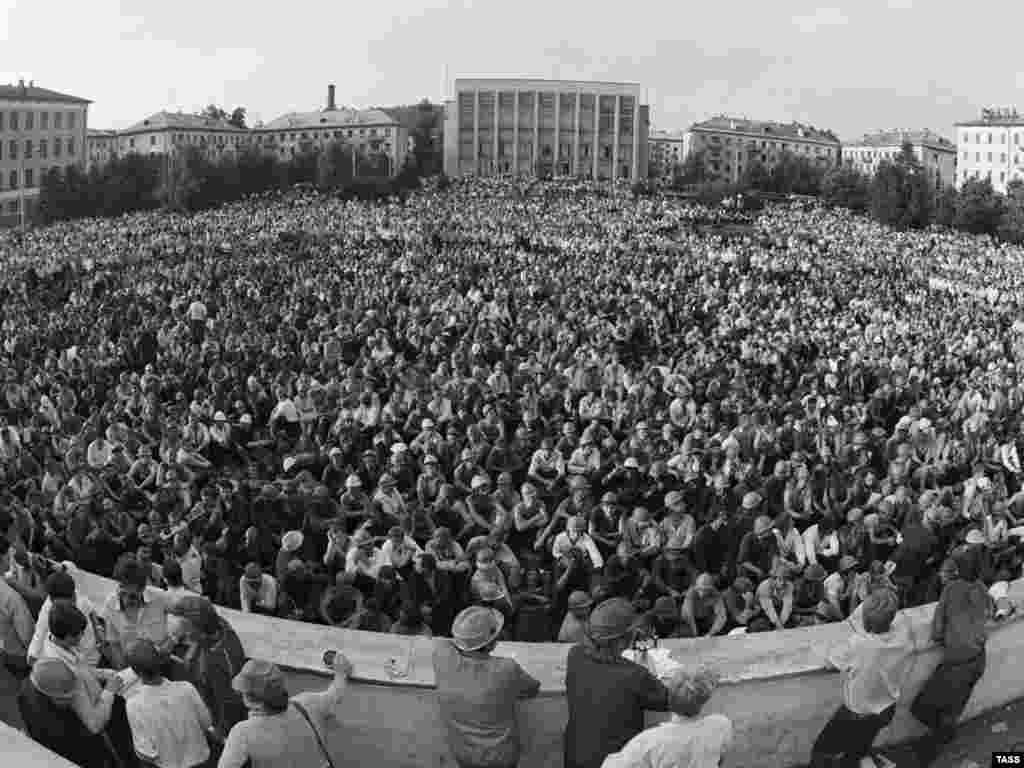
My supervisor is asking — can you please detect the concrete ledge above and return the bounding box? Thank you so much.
[60,571,1024,768]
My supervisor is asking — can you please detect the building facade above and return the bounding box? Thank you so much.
[842,130,955,191]
[253,86,407,176]
[954,108,1024,193]
[682,116,840,185]
[87,129,119,170]
[443,78,649,182]
[648,130,687,179]
[0,81,90,225]
[117,111,251,159]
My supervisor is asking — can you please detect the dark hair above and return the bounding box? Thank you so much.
[49,602,88,641]
[45,571,76,601]
[162,559,183,587]
[113,556,148,589]
[125,639,163,678]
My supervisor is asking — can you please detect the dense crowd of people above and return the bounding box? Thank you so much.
[0,175,1023,766]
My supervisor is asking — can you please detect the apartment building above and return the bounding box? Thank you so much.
[954,108,1024,193]
[648,130,687,179]
[117,111,251,159]
[842,129,955,191]
[87,129,119,170]
[0,80,90,225]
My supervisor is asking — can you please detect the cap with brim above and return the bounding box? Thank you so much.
[588,597,638,642]
[452,606,505,652]
[624,457,640,469]
[345,474,362,488]
[424,455,439,465]
[965,528,986,545]
[568,591,594,610]
[742,492,762,510]
[471,475,489,490]
[31,658,76,700]
[282,531,304,553]
[232,659,288,700]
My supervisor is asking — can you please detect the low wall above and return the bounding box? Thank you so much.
[32,572,1022,768]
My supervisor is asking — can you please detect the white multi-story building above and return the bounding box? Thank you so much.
[252,85,407,177]
[842,130,956,191]
[954,108,1024,193]
[443,78,650,181]
[0,80,90,226]
[648,130,686,179]
[118,111,251,159]
[681,116,840,185]
[86,129,119,170]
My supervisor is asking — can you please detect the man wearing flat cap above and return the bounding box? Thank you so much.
[433,605,540,768]
[564,597,671,768]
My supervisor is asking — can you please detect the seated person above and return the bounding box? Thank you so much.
[749,562,796,633]
[722,576,758,633]
[680,573,728,637]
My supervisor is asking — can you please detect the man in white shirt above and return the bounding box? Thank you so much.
[238,564,278,615]
[28,568,102,668]
[125,638,213,768]
[552,515,605,569]
[602,666,732,768]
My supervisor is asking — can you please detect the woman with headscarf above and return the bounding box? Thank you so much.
[167,595,247,743]
[910,546,994,766]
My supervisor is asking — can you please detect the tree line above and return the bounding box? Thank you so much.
[655,143,1024,243]
[36,140,424,225]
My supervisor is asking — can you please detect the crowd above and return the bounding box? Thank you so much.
[0,175,1023,766]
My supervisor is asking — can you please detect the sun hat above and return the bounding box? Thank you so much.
[470,474,489,490]
[30,658,77,701]
[838,555,859,572]
[423,454,439,465]
[345,474,362,489]
[568,591,594,611]
[742,492,762,510]
[804,563,827,582]
[965,528,986,545]
[623,457,640,469]
[282,531,304,553]
[451,606,505,652]
[588,597,639,642]
[232,659,288,700]
[214,411,227,423]
[421,418,435,429]
[753,515,773,536]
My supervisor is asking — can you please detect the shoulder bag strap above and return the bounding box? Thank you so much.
[291,699,337,768]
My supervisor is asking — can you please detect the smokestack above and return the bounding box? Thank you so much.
[327,84,336,111]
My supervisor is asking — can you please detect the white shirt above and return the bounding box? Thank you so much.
[176,547,204,594]
[379,536,423,570]
[29,595,102,668]
[126,679,212,768]
[239,574,278,613]
[552,530,605,569]
[601,713,734,768]
[187,301,207,322]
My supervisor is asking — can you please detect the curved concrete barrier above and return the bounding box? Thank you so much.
[36,571,1022,768]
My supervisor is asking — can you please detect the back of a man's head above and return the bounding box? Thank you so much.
[49,601,87,643]
[45,570,76,601]
[162,559,183,587]
[862,589,899,635]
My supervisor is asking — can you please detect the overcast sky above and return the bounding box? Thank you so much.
[3,0,1021,139]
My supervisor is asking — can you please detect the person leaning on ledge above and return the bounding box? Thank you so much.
[433,605,541,768]
[217,652,353,768]
[563,597,672,768]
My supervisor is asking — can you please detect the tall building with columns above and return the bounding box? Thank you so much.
[443,78,649,181]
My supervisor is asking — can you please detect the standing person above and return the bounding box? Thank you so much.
[433,605,541,768]
[600,667,733,768]
[809,590,914,768]
[563,597,672,768]
[217,653,353,768]
[124,639,216,768]
[100,555,171,670]
[0,537,34,678]
[910,547,994,766]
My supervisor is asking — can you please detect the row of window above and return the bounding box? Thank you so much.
[699,133,836,156]
[960,131,1024,145]
[958,168,1011,184]
[0,167,40,189]
[0,138,74,161]
[258,126,391,143]
[0,110,78,132]
[960,151,1021,164]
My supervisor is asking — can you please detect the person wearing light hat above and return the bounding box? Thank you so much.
[821,556,860,621]
[219,652,354,768]
[811,588,912,768]
[275,531,305,583]
[564,597,671,768]
[558,590,594,644]
[239,562,278,616]
[433,606,540,768]
[339,473,373,533]
[736,515,779,583]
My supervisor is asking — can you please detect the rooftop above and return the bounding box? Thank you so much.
[120,111,247,134]
[0,82,91,105]
[257,107,398,131]
[650,130,687,141]
[956,108,1024,127]
[845,129,954,150]
[691,115,840,143]
[87,129,118,137]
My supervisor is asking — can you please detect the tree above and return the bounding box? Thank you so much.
[203,105,228,122]
[933,186,958,228]
[868,144,932,229]
[998,179,1024,244]
[740,157,772,192]
[954,178,1003,236]
[769,151,824,196]
[158,145,208,212]
[229,107,247,129]
[822,166,870,212]
[316,141,355,189]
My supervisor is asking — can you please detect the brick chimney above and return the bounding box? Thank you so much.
[327,84,336,111]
